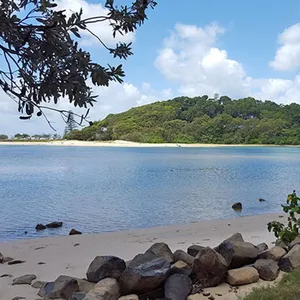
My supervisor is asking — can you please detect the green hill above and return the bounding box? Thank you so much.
[65,95,300,145]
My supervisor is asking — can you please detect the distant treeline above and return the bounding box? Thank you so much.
[65,95,300,144]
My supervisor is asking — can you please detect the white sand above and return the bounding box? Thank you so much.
[0,213,286,299]
[0,140,295,148]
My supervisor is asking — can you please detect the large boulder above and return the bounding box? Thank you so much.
[253,259,279,281]
[173,250,194,266]
[12,274,36,285]
[145,243,174,263]
[118,252,170,295]
[36,224,46,230]
[226,266,259,286]
[258,246,286,261]
[279,244,300,272]
[192,247,227,288]
[164,274,192,300]
[38,275,79,299]
[215,233,259,268]
[86,256,126,283]
[46,221,63,228]
[170,260,192,276]
[289,236,300,250]
[187,245,205,257]
[84,278,120,300]
[256,243,268,253]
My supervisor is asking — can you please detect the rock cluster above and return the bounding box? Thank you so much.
[5,233,300,300]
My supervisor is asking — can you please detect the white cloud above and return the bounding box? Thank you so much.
[56,0,135,46]
[269,23,300,71]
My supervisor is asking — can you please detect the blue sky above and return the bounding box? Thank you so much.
[2,0,300,135]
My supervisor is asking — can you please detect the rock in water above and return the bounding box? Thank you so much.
[84,278,120,300]
[253,259,279,281]
[259,198,266,202]
[164,274,192,300]
[170,260,192,276]
[232,202,242,210]
[256,243,268,253]
[145,242,174,263]
[258,246,286,261]
[38,275,79,299]
[226,267,259,286]
[192,247,227,288]
[69,228,82,235]
[173,250,194,266]
[86,256,126,283]
[36,224,46,230]
[0,252,3,263]
[119,252,170,295]
[279,244,300,272]
[46,221,63,228]
[187,245,205,257]
[13,274,37,285]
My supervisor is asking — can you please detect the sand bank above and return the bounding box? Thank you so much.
[0,213,286,299]
[0,139,295,148]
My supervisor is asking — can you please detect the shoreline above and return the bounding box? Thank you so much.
[0,139,299,148]
[0,213,286,299]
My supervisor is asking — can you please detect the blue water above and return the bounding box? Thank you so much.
[0,145,299,241]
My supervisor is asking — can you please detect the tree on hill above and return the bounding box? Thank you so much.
[0,0,156,127]
[14,133,30,139]
[0,134,8,140]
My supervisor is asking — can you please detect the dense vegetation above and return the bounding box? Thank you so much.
[65,95,300,145]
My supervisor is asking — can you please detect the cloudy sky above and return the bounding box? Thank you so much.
[1,0,300,136]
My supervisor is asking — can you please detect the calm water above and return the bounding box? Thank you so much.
[0,145,299,241]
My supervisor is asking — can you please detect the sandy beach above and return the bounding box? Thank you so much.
[0,213,286,300]
[0,140,294,148]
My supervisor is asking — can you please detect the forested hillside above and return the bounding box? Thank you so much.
[65,95,300,144]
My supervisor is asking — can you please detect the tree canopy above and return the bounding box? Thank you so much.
[65,95,300,145]
[0,0,156,127]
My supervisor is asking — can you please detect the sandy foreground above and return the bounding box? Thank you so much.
[0,140,295,148]
[0,213,287,300]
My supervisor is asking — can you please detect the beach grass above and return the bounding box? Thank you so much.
[242,269,300,300]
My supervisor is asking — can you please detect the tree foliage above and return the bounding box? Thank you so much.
[0,134,8,140]
[66,95,300,144]
[0,0,156,127]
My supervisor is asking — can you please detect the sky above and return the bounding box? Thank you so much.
[2,0,300,136]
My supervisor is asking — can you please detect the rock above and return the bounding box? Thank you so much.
[259,198,266,202]
[38,275,79,299]
[118,295,139,300]
[215,233,258,268]
[0,273,13,278]
[164,274,192,300]
[84,278,120,300]
[71,292,86,300]
[232,202,242,210]
[275,239,288,250]
[86,256,126,283]
[77,279,95,293]
[145,242,174,263]
[12,297,26,300]
[258,246,286,261]
[32,281,45,289]
[13,274,37,285]
[3,256,14,263]
[187,245,205,257]
[192,247,227,288]
[0,252,3,263]
[289,236,300,250]
[203,292,210,296]
[138,288,164,300]
[119,252,170,295]
[8,260,25,265]
[253,259,279,281]
[173,250,194,266]
[36,224,46,230]
[69,228,82,235]
[46,221,63,228]
[226,266,259,286]
[208,296,215,300]
[256,243,268,253]
[279,244,300,272]
[170,260,192,276]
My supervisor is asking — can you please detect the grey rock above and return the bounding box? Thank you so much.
[192,247,227,288]
[84,278,119,300]
[3,256,14,263]
[1,273,13,278]
[145,243,174,263]
[8,260,25,265]
[118,295,138,300]
[119,252,170,295]
[279,244,300,272]
[32,280,45,289]
[232,202,242,210]
[69,229,82,235]
[0,252,3,263]
[173,250,194,266]
[46,221,63,228]
[289,236,300,250]
[13,274,36,285]
[86,256,126,283]
[256,243,268,253]
[71,292,86,300]
[226,266,259,286]
[164,274,192,300]
[38,275,79,299]
[187,245,205,257]
[258,246,286,261]
[36,224,46,230]
[253,259,279,281]
[12,297,26,300]
[226,233,244,243]
[170,260,192,276]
